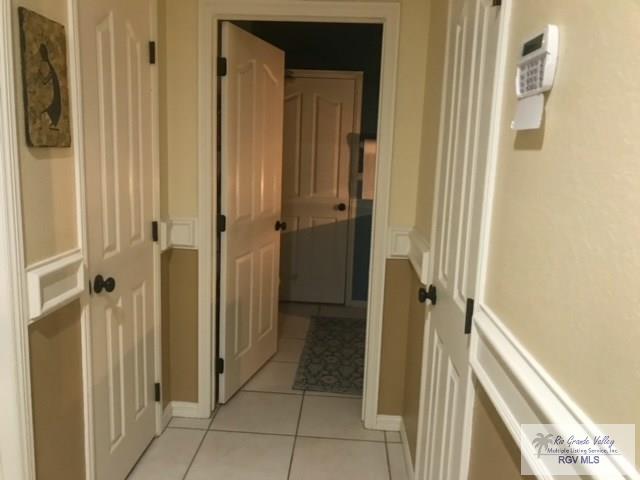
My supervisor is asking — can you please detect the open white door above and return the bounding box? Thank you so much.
[219,23,285,403]
[78,0,157,478]
[418,0,501,478]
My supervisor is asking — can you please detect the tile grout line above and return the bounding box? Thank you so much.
[181,407,220,480]
[384,438,392,480]
[240,388,361,399]
[201,426,386,444]
[207,428,295,438]
[286,390,306,480]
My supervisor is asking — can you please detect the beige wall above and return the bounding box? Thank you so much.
[388,0,432,226]
[159,0,199,218]
[467,384,530,480]
[378,258,425,466]
[29,301,85,480]
[160,0,431,225]
[158,0,200,405]
[13,0,78,265]
[484,0,640,459]
[378,259,412,415]
[413,0,447,237]
[402,268,426,465]
[12,2,85,478]
[161,249,199,403]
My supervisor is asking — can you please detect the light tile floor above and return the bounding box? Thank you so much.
[128,311,409,480]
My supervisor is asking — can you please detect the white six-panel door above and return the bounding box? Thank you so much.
[78,0,157,478]
[280,70,362,304]
[419,1,501,479]
[219,23,285,403]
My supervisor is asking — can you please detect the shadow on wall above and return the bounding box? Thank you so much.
[280,211,372,304]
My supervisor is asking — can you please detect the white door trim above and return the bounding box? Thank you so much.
[0,1,35,478]
[66,0,94,478]
[457,1,513,478]
[148,0,164,438]
[198,0,400,426]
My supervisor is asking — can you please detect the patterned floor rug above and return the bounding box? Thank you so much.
[293,316,365,395]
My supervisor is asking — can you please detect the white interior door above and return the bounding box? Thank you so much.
[280,71,362,304]
[419,1,501,478]
[79,0,156,478]
[219,23,285,403]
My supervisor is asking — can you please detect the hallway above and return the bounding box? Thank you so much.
[128,312,409,480]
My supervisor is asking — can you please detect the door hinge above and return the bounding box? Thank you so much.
[149,41,157,65]
[154,382,161,402]
[217,57,227,77]
[151,220,159,242]
[216,358,225,374]
[464,298,475,334]
[218,214,227,233]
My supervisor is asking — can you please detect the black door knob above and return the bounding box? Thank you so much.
[275,220,287,231]
[336,203,347,211]
[418,284,437,305]
[94,274,116,294]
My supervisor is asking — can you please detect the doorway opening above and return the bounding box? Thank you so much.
[215,21,383,407]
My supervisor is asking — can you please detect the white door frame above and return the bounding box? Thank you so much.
[413,0,512,478]
[0,1,35,478]
[198,0,400,426]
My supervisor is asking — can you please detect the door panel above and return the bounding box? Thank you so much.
[419,1,501,479]
[280,72,362,304]
[79,0,156,478]
[219,23,284,402]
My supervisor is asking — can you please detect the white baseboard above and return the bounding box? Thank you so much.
[374,414,402,431]
[471,305,639,479]
[400,419,415,480]
[170,401,203,418]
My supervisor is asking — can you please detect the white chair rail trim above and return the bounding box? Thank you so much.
[387,226,430,284]
[158,218,198,251]
[470,305,639,479]
[26,248,85,321]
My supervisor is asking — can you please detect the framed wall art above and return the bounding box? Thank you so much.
[18,7,71,147]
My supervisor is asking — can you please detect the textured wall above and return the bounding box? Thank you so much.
[413,0,447,238]
[13,0,78,265]
[388,0,431,226]
[377,258,425,468]
[161,249,199,403]
[378,259,412,415]
[160,0,199,218]
[402,267,426,465]
[29,301,85,480]
[484,0,640,459]
[467,385,530,480]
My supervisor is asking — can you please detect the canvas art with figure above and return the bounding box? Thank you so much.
[18,7,71,147]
